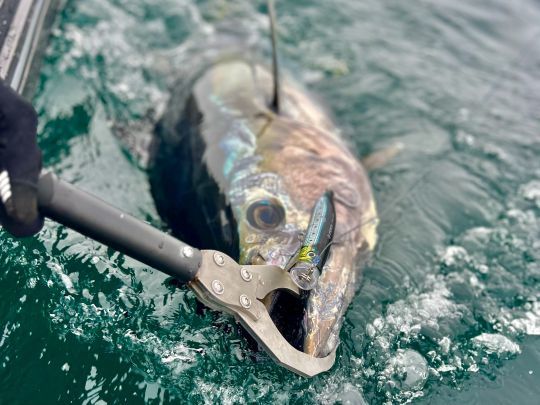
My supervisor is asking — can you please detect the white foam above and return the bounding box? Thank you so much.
[508,302,540,336]
[455,130,475,146]
[437,364,456,373]
[471,333,521,355]
[368,275,465,345]
[439,337,451,354]
[124,330,200,371]
[49,262,77,295]
[520,180,540,207]
[440,246,468,266]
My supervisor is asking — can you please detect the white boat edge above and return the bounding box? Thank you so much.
[0,0,60,95]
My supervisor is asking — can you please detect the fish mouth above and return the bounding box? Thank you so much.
[253,246,343,358]
[241,246,335,356]
[241,240,308,352]
[240,239,351,357]
[236,223,344,359]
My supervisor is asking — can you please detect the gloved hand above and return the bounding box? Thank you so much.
[0,80,43,237]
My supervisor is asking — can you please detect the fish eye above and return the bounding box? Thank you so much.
[246,199,285,230]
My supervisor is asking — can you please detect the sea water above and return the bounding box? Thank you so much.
[0,0,538,403]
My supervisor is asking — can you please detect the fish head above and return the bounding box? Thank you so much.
[224,114,378,357]
[232,174,309,270]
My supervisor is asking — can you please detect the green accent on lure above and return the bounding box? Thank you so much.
[290,191,336,290]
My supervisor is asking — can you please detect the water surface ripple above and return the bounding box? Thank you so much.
[0,0,539,403]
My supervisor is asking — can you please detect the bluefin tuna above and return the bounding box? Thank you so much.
[149,15,378,358]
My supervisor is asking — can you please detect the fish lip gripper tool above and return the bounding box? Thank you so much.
[37,172,335,377]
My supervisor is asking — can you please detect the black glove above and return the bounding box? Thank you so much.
[0,80,43,237]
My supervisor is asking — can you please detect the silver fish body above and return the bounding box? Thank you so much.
[151,56,378,357]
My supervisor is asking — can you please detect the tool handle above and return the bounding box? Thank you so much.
[37,172,201,283]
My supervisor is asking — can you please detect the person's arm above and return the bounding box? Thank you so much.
[0,79,43,237]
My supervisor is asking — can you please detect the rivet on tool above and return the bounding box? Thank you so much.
[239,294,251,309]
[182,246,194,258]
[212,280,224,295]
[240,267,252,282]
[214,252,225,266]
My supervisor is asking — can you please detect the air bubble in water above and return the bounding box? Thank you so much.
[336,384,367,405]
[383,349,428,390]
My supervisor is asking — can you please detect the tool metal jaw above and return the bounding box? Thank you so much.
[189,250,336,377]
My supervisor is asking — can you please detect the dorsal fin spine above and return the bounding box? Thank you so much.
[268,0,281,114]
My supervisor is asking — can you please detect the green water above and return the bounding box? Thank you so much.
[1,0,539,403]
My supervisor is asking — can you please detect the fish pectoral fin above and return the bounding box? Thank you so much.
[362,142,404,171]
